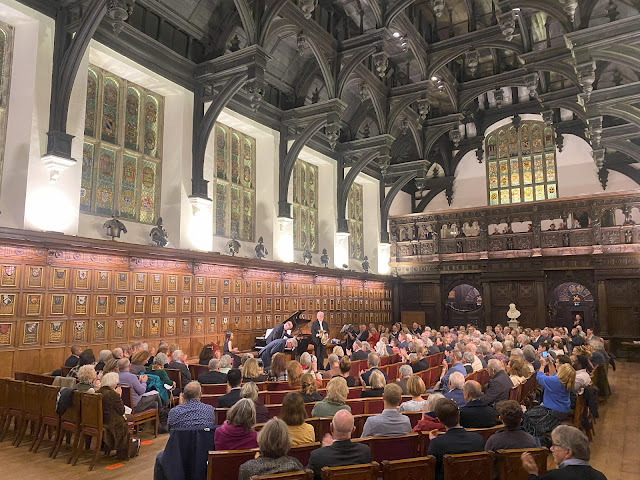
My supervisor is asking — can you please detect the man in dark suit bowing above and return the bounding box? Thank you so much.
[259,319,296,369]
[265,319,294,345]
[311,311,329,369]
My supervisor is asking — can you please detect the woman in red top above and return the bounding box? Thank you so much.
[412,393,447,433]
[367,327,380,349]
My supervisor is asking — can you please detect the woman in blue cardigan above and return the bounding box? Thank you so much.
[523,357,576,444]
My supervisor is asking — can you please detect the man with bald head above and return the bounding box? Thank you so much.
[167,381,215,430]
[307,410,372,480]
[459,380,498,428]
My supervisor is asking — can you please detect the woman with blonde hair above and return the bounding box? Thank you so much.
[361,369,385,397]
[398,376,428,412]
[286,361,303,389]
[238,418,304,480]
[279,392,315,446]
[374,341,387,358]
[311,376,351,417]
[300,373,323,402]
[73,365,98,392]
[242,357,266,383]
[332,345,344,358]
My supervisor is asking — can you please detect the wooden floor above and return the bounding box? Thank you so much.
[0,360,637,479]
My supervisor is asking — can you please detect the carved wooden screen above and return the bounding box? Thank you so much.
[292,159,318,253]
[486,120,558,205]
[0,21,13,196]
[81,66,164,224]
[212,123,256,241]
[348,183,364,260]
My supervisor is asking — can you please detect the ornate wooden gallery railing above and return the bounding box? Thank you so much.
[389,192,640,267]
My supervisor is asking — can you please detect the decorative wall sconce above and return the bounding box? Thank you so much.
[431,0,446,18]
[298,0,318,19]
[417,99,430,120]
[465,49,479,76]
[106,0,135,36]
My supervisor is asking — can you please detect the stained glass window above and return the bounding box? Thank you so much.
[211,123,255,241]
[292,159,318,253]
[81,65,163,224]
[348,183,364,260]
[486,120,558,205]
[0,23,13,195]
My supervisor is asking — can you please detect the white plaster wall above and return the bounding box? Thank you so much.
[387,188,411,216]
[356,172,380,273]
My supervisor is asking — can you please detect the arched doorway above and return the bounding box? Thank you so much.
[445,283,484,328]
[547,283,596,330]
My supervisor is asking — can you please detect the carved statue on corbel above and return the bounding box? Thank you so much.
[445,186,454,206]
[591,208,602,245]
[476,145,484,164]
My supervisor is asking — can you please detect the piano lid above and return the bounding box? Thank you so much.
[286,309,309,329]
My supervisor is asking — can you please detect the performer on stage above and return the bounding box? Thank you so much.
[310,311,329,369]
[259,319,295,369]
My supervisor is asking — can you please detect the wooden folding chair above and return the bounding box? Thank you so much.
[251,470,314,480]
[443,452,494,480]
[215,408,229,425]
[61,366,73,377]
[381,456,436,480]
[32,384,61,453]
[307,417,332,442]
[201,383,229,395]
[52,390,82,462]
[0,379,25,444]
[120,385,158,437]
[15,381,42,448]
[363,397,384,414]
[208,449,259,480]
[165,368,183,391]
[369,433,422,462]
[71,393,104,470]
[0,378,8,437]
[321,462,380,480]
[288,442,320,466]
[496,448,548,480]
[509,384,521,402]
[467,424,504,444]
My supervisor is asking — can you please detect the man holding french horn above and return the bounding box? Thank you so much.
[311,311,330,369]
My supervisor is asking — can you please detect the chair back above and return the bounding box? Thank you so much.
[403,411,422,428]
[347,399,365,415]
[363,398,384,415]
[443,452,493,480]
[165,368,182,390]
[61,366,73,376]
[80,393,104,433]
[208,449,258,480]
[380,356,390,367]
[215,408,228,425]
[119,384,134,409]
[189,364,209,381]
[40,384,61,418]
[467,424,504,443]
[320,462,380,480]
[288,442,320,465]
[380,456,435,480]
[201,384,229,395]
[201,394,220,408]
[14,372,28,381]
[353,414,368,437]
[509,384,521,401]
[347,387,363,399]
[496,448,548,480]
[6,378,25,411]
[307,417,332,442]
[349,360,363,378]
[61,391,82,427]
[28,374,55,385]
[369,433,421,462]
[251,470,314,480]
[0,378,8,409]
[387,363,400,381]
[428,367,442,388]
[266,404,282,418]
[267,390,292,404]
[24,381,42,415]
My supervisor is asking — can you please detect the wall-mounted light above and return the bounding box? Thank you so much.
[276,217,294,263]
[334,231,350,269]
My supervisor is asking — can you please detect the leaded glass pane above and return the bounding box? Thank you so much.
[500,189,510,205]
[498,129,507,158]
[348,183,364,260]
[96,147,116,216]
[308,164,317,209]
[524,186,534,202]
[487,135,496,159]
[535,185,545,201]
[490,191,499,205]
[144,95,159,157]
[243,137,254,188]
[140,160,157,224]
[510,158,520,186]
[215,183,227,235]
[80,142,94,212]
[292,159,318,252]
[101,77,119,144]
[231,133,240,184]
[242,190,254,241]
[120,154,137,219]
[300,208,308,248]
[216,126,227,180]
[534,155,544,183]
[522,158,532,185]
[125,87,140,151]
[547,184,558,199]
[309,209,317,253]
[499,160,509,188]
[230,186,241,238]
[521,124,530,154]
[300,163,307,206]
[544,127,554,150]
[511,188,521,203]
[85,70,98,138]
[532,124,543,152]
[488,162,498,189]
[509,126,518,156]
[293,206,299,248]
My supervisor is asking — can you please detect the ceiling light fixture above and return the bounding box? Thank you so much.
[431,0,445,18]
[106,0,135,36]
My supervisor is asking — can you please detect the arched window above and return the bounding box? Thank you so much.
[81,65,163,224]
[212,123,255,241]
[485,120,558,205]
[292,159,318,253]
[348,183,364,260]
[0,23,13,194]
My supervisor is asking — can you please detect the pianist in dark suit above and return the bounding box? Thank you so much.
[259,320,295,369]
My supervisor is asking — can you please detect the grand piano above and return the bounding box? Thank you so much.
[254,309,313,357]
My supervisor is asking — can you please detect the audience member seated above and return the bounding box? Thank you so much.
[462,351,475,374]
[524,360,575,444]
[241,382,270,424]
[73,365,98,393]
[112,347,124,360]
[146,353,174,389]
[224,331,242,368]
[214,398,258,450]
[102,357,119,375]
[508,357,531,386]
[395,364,413,394]
[300,352,322,379]
[427,398,486,480]
[349,341,369,361]
[459,380,498,428]
[95,349,112,372]
[117,358,163,414]
[411,347,429,373]
[241,357,266,383]
[168,381,215,430]
[238,418,304,480]
[312,376,351,417]
[307,410,372,480]
[479,359,513,407]
[336,356,356,387]
[67,349,95,378]
[287,361,303,389]
[359,353,387,386]
[167,349,192,388]
[300,373,323,402]
[521,425,607,480]
[98,372,139,460]
[198,358,228,385]
[280,392,316,446]
[524,345,541,372]
[444,372,467,407]
[485,400,538,451]
[130,350,151,375]
[199,344,220,366]
[269,352,288,381]
[438,350,466,393]
[412,393,446,433]
[573,355,592,393]
[360,369,386,397]
[217,368,243,409]
[399,376,428,412]
[219,355,233,374]
[361,383,411,437]
[322,354,340,379]
[466,343,485,371]
[52,345,82,376]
